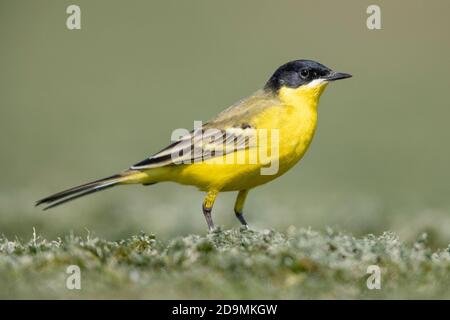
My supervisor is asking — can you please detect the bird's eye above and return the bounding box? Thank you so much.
[300,69,309,79]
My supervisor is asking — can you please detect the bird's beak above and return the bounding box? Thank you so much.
[323,71,352,81]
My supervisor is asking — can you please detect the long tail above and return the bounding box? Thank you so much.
[36,170,143,210]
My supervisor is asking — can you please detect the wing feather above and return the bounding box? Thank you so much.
[131,90,279,170]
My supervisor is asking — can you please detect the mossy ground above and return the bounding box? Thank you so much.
[1,227,450,299]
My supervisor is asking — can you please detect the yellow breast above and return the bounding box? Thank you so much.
[274,81,327,171]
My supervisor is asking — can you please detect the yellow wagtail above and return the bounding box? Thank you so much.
[36,60,351,230]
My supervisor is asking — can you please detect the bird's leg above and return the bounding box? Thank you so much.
[202,190,218,231]
[234,190,249,228]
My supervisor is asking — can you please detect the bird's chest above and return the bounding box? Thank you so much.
[278,105,318,168]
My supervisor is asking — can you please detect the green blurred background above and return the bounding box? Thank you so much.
[1,0,449,245]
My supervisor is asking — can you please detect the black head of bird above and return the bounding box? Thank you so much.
[264,59,352,92]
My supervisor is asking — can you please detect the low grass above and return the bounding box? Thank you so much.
[1,227,450,299]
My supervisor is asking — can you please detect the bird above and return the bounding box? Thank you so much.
[36,59,351,231]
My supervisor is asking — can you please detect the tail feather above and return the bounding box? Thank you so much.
[36,172,135,210]
[41,184,115,210]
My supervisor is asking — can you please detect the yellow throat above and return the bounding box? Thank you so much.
[272,79,329,173]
